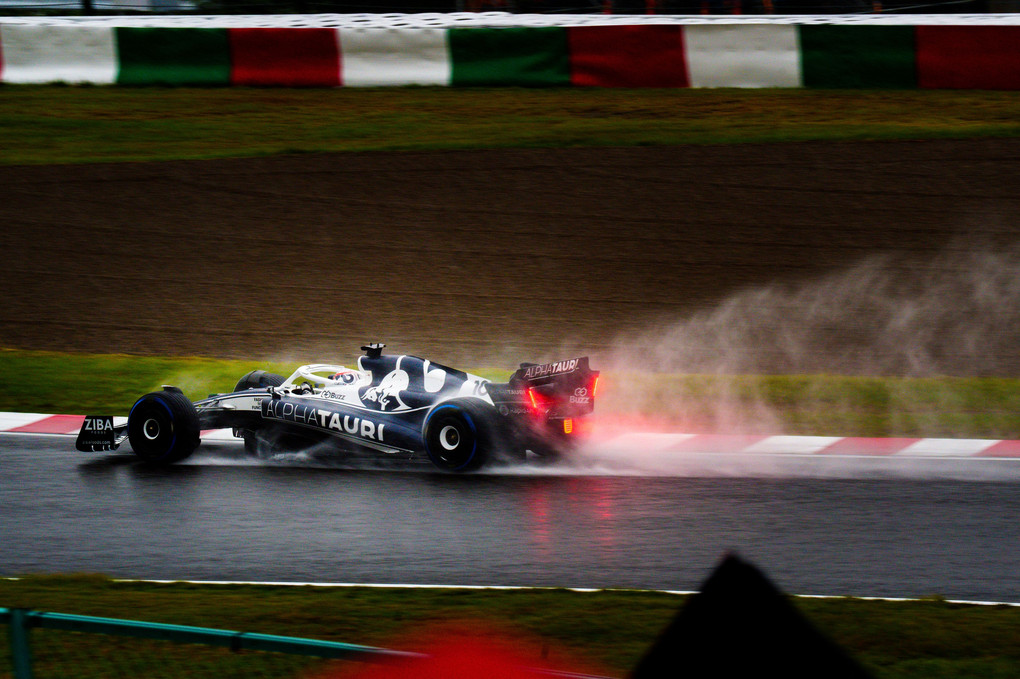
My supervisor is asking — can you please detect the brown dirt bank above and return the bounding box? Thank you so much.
[2,139,1018,373]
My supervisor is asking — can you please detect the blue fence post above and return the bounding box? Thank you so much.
[8,608,33,679]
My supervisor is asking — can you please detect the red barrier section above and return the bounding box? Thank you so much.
[917,26,1020,90]
[568,25,688,88]
[978,439,1020,458]
[819,437,921,456]
[10,415,85,434]
[230,28,340,87]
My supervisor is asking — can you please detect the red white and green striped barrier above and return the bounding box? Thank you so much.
[5,412,1019,458]
[3,14,1020,89]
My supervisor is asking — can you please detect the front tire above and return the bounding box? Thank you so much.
[423,400,495,472]
[127,391,200,464]
[233,369,285,392]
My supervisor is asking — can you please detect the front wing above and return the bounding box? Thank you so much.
[75,415,128,452]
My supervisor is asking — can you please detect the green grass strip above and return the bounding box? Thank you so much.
[600,372,1020,439]
[0,348,510,416]
[0,349,300,416]
[1,575,1019,678]
[1,349,1017,439]
[4,87,1020,166]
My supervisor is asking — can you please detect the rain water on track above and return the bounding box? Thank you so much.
[3,433,1020,603]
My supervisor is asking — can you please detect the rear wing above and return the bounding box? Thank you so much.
[508,357,600,417]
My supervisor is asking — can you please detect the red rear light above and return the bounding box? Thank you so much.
[527,387,550,414]
[592,376,600,397]
[563,418,574,434]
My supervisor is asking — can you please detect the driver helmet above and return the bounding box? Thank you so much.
[330,368,358,385]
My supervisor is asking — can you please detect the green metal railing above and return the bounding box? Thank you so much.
[1,606,422,679]
[2,606,614,679]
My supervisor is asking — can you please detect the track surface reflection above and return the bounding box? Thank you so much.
[3,434,1020,603]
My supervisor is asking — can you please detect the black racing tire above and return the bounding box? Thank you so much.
[127,391,201,464]
[422,399,495,472]
[233,370,286,393]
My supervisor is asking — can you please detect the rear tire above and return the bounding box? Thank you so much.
[423,400,495,472]
[127,391,200,464]
[234,370,286,392]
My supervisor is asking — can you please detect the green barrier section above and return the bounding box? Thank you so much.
[800,25,916,89]
[116,27,231,85]
[449,27,570,87]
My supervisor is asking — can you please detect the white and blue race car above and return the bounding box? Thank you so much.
[76,344,600,472]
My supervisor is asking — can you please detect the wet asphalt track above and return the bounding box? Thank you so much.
[3,433,1020,603]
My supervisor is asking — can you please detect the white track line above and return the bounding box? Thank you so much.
[5,576,1015,606]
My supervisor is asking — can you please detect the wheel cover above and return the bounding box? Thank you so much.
[439,425,461,451]
[142,418,161,441]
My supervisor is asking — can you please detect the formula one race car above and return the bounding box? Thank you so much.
[76,344,599,472]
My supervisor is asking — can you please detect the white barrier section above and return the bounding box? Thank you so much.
[741,436,844,455]
[339,28,450,87]
[0,24,116,84]
[896,438,1000,457]
[685,24,801,89]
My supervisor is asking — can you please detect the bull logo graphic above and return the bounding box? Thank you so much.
[362,369,410,411]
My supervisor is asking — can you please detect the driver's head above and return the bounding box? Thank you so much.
[331,368,358,385]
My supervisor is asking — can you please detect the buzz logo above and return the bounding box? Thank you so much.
[570,387,590,405]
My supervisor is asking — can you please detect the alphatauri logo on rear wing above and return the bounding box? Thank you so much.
[521,359,580,379]
[513,357,591,382]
